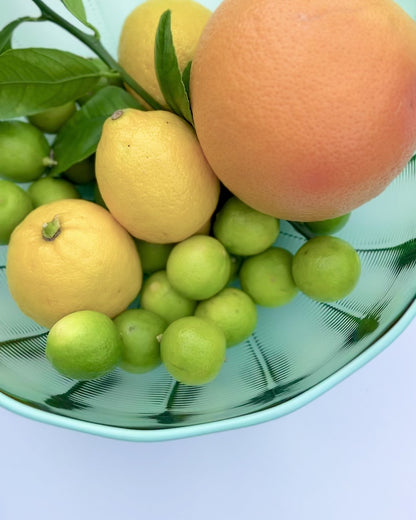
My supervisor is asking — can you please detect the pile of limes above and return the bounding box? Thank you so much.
[0,0,362,388]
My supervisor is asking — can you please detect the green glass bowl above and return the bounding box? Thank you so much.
[1,0,415,442]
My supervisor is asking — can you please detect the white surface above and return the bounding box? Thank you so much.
[0,317,415,520]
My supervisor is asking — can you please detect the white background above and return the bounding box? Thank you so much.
[0,317,415,520]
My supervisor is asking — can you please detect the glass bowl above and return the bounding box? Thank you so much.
[1,0,415,442]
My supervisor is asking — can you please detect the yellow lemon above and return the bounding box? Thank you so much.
[118,0,211,107]
[6,198,142,328]
[95,108,220,243]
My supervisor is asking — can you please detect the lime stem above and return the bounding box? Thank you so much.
[42,156,58,168]
[30,0,163,110]
[42,215,61,241]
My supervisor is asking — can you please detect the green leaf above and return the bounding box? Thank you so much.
[0,48,105,119]
[60,0,99,37]
[50,85,143,176]
[155,10,193,125]
[182,61,192,100]
[0,17,37,54]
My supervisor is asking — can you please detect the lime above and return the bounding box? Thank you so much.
[302,213,351,235]
[239,247,298,307]
[64,157,96,184]
[195,287,257,346]
[45,310,122,380]
[0,180,33,245]
[292,236,361,302]
[114,308,167,374]
[213,196,279,256]
[135,240,174,274]
[166,235,230,300]
[140,270,196,324]
[28,101,76,134]
[28,176,80,207]
[160,316,226,386]
[0,121,51,182]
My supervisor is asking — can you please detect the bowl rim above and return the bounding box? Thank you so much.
[1,297,415,442]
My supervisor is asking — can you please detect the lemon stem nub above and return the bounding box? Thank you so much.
[42,215,61,241]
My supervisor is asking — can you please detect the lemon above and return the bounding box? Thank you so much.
[166,235,230,300]
[28,101,76,134]
[292,236,361,302]
[95,108,220,243]
[194,287,257,347]
[0,121,51,182]
[160,316,226,385]
[28,177,80,208]
[6,199,142,328]
[118,0,211,107]
[0,180,33,245]
[114,308,167,374]
[140,270,196,324]
[46,310,122,380]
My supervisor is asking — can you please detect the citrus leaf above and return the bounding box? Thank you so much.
[50,85,143,176]
[0,48,106,119]
[60,0,99,37]
[0,17,39,54]
[182,61,192,99]
[155,10,193,125]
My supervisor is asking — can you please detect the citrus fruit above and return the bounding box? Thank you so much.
[301,213,351,236]
[292,236,361,302]
[213,196,279,256]
[160,316,226,385]
[239,247,298,307]
[64,157,95,184]
[6,198,142,328]
[0,180,33,245]
[194,287,257,347]
[28,101,76,134]
[118,0,211,107]
[95,108,220,243]
[113,308,167,374]
[46,310,122,380]
[135,240,174,274]
[140,270,196,324]
[166,235,230,300]
[28,176,80,207]
[190,0,416,221]
[0,121,51,182]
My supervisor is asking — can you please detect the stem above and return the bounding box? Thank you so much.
[42,215,61,241]
[31,0,163,110]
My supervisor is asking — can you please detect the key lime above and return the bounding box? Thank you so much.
[28,176,80,207]
[239,247,298,307]
[0,180,33,245]
[160,316,226,386]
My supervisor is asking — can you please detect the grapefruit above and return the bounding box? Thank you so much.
[190,0,416,221]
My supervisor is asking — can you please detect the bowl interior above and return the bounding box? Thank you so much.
[1,0,416,437]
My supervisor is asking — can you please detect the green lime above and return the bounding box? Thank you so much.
[166,235,230,300]
[195,287,257,347]
[140,270,196,324]
[160,316,226,386]
[0,121,51,182]
[28,176,80,207]
[135,240,174,274]
[113,308,167,374]
[45,310,122,380]
[213,196,279,256]
[64,157,96,185]
[239,247,298,307]
[292,236,361,302]
[302,213,351,236]
[28,101,76,134]
[0,180,33,245]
